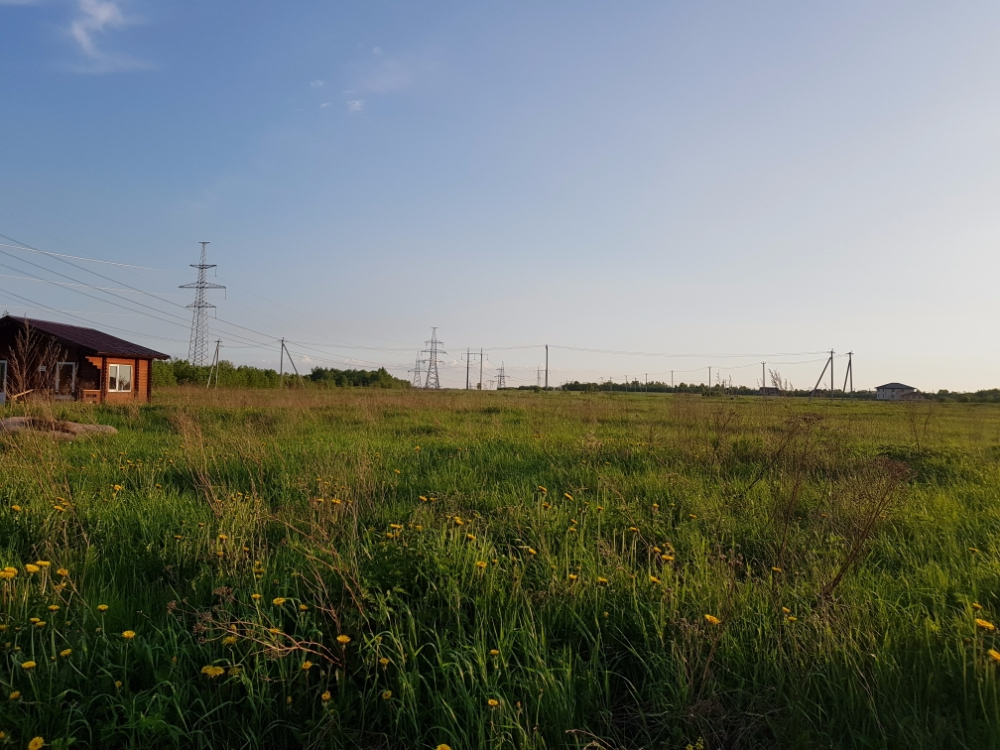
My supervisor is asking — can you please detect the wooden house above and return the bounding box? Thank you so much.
[0,315,169,403]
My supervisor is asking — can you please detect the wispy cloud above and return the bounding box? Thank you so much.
[68,0,148,73]
[310,80,325,88]
[346,100,364,113]
[320,102,332,108]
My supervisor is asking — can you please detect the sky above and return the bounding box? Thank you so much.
[1,1,999,391]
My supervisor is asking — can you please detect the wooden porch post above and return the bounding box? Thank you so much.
[100,356,107,404]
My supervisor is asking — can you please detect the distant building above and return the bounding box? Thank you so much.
[759,386,782,396]
[875,382,917,401]
[0,315,168,403]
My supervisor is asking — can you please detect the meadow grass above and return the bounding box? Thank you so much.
[1,388,999,749]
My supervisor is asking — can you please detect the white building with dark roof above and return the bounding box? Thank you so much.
[875,382,917,401]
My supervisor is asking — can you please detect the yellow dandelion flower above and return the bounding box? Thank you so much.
[222,636,237,646]
[36,560,50,568]
[975,618,996,631]
[527,548,537,556]
[60,648,72,658]
[628,527,639,533]
[382,690,392,700]
[122,630,136,640]
[704,614,722,626]
[454,517,464,526]
[0,570,14,580]
[321,690,332,701]
[970,547,981,553]
[564,493,573,501]
[688,514,697,520]
[56,568,69,577]
[538,486,547,493]
[35,621,46,628]
[201,665,225,678]
[272,597,286,606]
[299,604,309,611]
[28,737,45,750]
[786,616,798,622]
[489,649,499,656]
[48,605,59,612]
[251,593,262,601]
[301,660,314,670]
[973,603,983,611]
[782,607,791,614]
[21,661,37,670]
[649,575,661,584]
[30,617,40,624]
[476,560,487,569]
[11,505,21,512]
[435,746,452,750]
[9,690,21,700]
[337,634,351,644]
[379,657,390,666]
[568,573,578,581]
[25,564,40,574]
[771,566,783,573]
[97,604,109,612]
[988,649,1000,663]
[597,577,608,584]
[661,554,675,562]
[488,698,499,707]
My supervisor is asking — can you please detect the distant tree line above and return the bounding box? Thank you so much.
[153,360,409,389]
[307,367,409,389]
[519,380,879,399]
[933,389,1000,403]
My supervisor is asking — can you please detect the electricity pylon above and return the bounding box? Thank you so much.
[410,352,423,387]
[421,328,446,389]
[180,242,225,366]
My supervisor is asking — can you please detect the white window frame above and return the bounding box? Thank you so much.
[55,361,77,394]
[108,363,133,393]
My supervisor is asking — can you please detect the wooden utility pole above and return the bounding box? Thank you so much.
[830,349,835,400]
[841,351,854,400]
[544,345,549,390]
[207,339,221,388]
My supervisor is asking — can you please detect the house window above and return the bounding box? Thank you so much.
[108,364,132,392]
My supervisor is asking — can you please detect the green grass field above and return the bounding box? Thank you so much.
[2,389,999,749]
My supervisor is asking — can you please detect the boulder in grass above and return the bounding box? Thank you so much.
[0,416,117,439]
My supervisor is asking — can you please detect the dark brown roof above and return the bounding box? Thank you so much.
[0,316,169,359]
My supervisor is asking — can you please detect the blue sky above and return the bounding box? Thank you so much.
[2,1,999,390]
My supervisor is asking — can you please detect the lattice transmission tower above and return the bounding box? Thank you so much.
[420,327,446,389]
[180,242,225,366]
[409,352,423,387]
[496,361,506,389]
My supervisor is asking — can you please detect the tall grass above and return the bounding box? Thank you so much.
[1,389,999,749]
